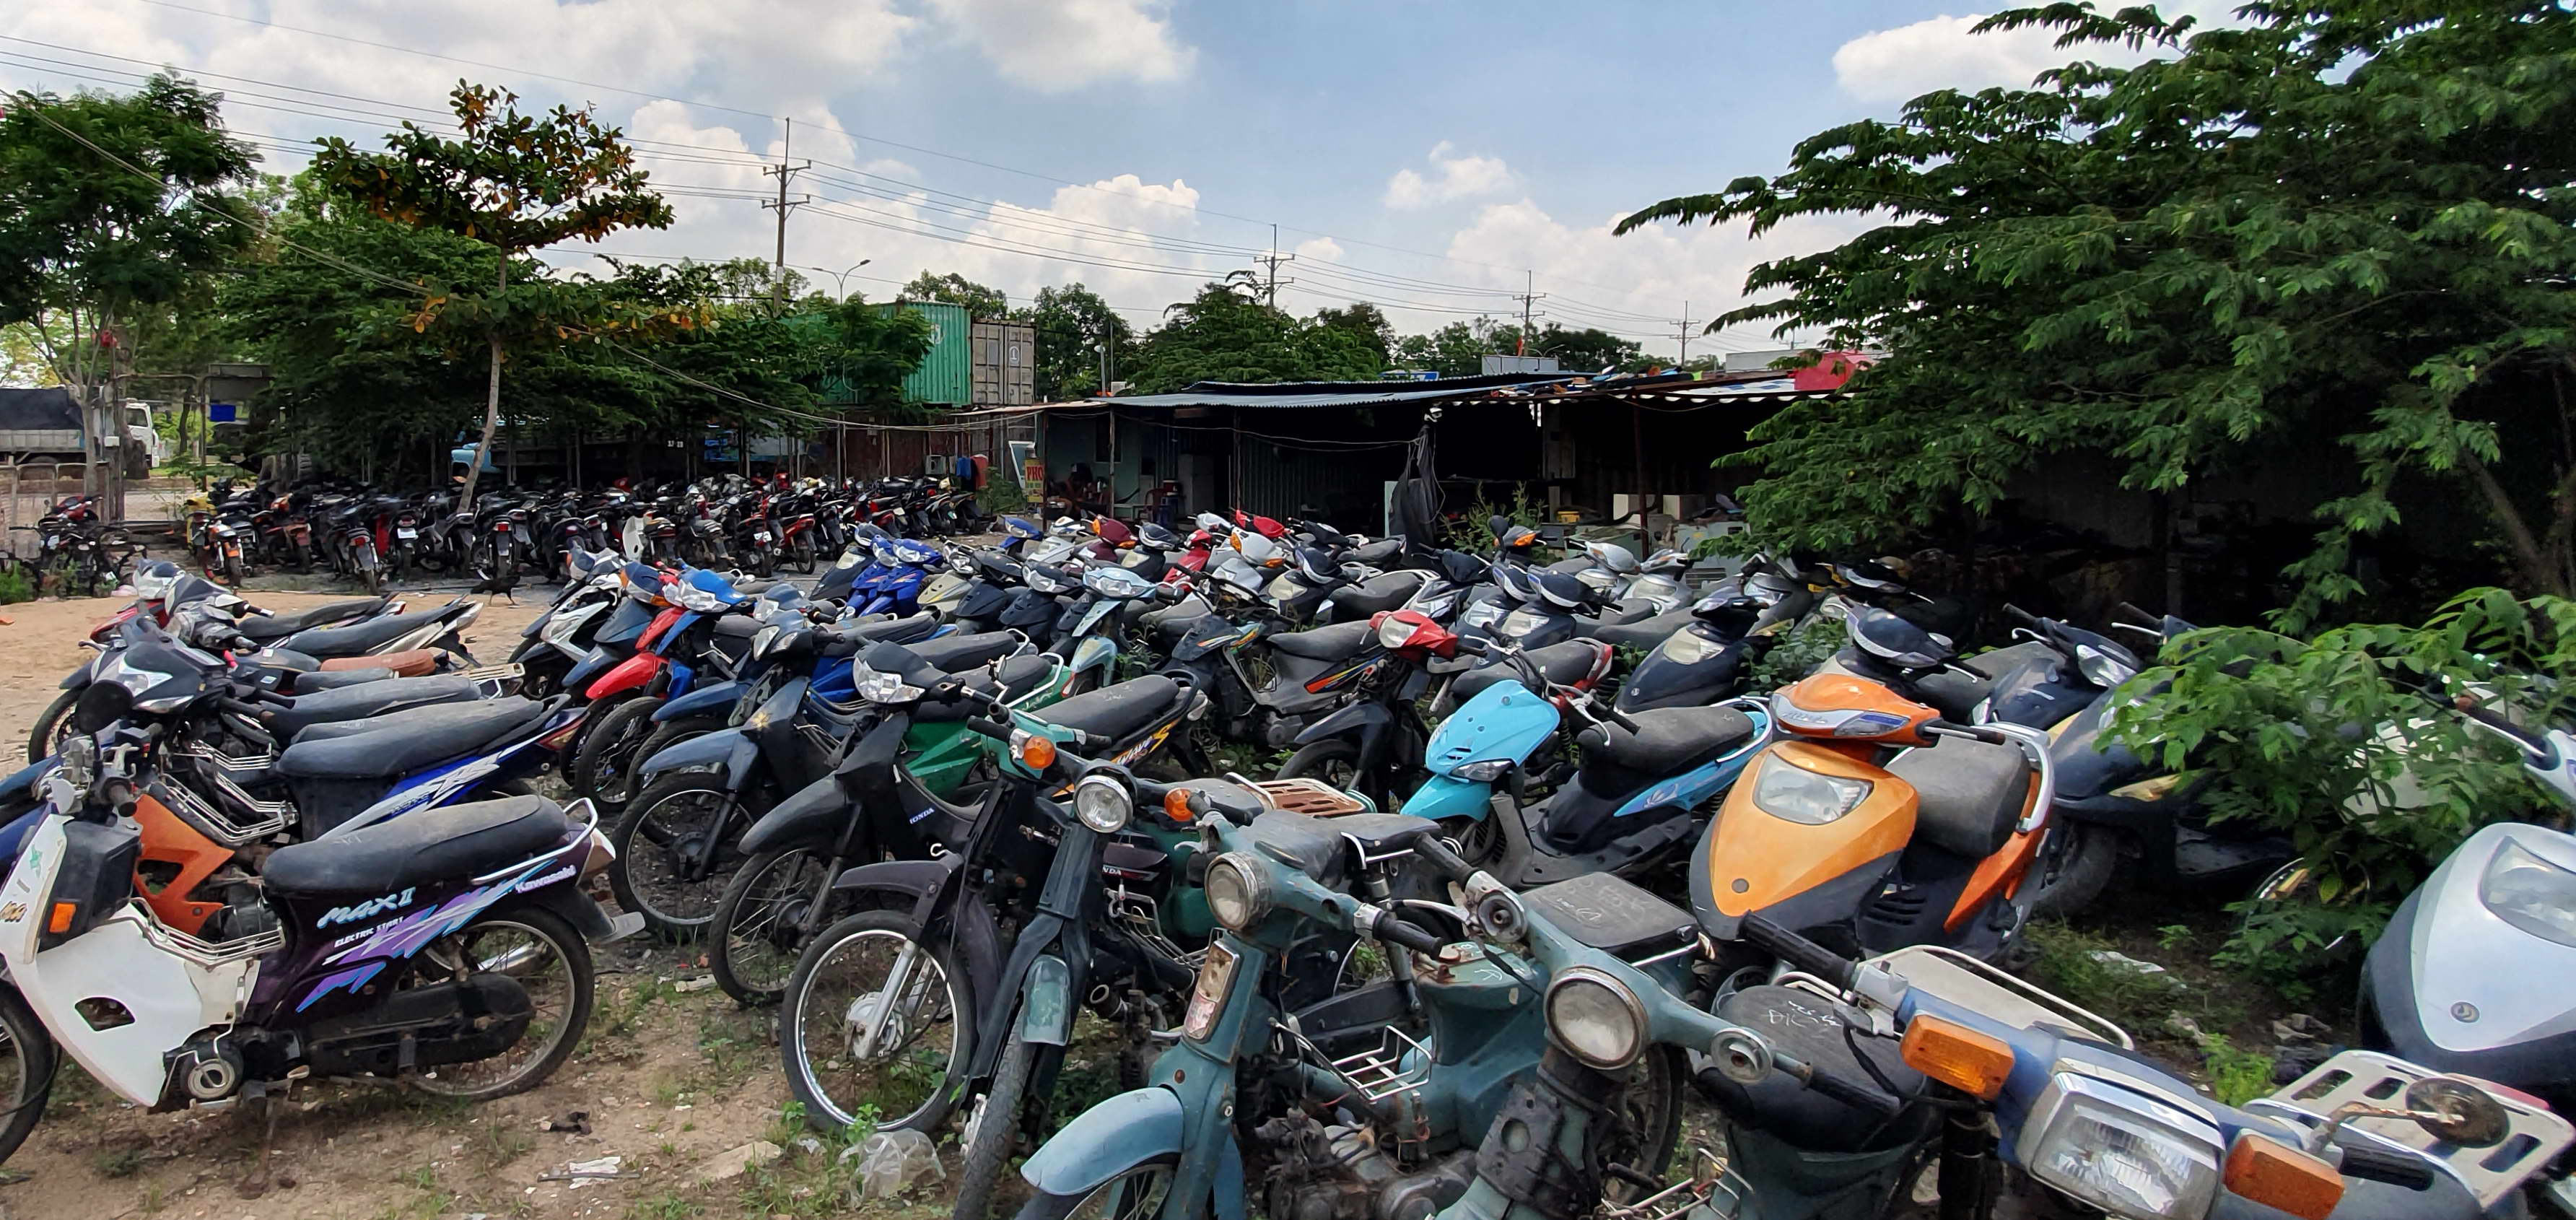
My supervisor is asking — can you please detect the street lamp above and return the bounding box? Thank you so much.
[817,259,873,299]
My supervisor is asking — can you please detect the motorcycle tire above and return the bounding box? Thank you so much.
[2025,821,2121,918]
[792,536,817,575]
[0,983,58,1166]
[627,715,726,780]
[222,550,245,587]
[754,547,776,579]
[569,695,663,805]
[1007,1159,1180,1220]
[25,687,79,764]
[401,904,594,1102]
[609,772,755,939]
[290,538,312,574]
[709,845,834,1006]
[953,1034,1043,1220]
[778,909,976,1135]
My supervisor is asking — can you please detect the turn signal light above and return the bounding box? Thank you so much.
[2222,1135,2343,1220]
[1898,1016,2014,1099]
[1163,788,1197,824]
[1014,731,1057,772]
[48,902,76,934]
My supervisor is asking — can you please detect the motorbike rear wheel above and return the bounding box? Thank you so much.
[568,695,663,805]
[401,905,594,1101]
[26,687,79,764]
[710,846,834,1006]
[780,910,974,1135]
[610,772,756,939]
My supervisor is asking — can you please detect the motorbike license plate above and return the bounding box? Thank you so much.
[754,531,772,542]
[1182,941,1240,1042]
[396,528,418,539]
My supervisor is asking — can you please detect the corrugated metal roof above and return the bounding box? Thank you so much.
[1109,372,1578,410]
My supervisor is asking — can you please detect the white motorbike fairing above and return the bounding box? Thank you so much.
[2378,822,2576,1063]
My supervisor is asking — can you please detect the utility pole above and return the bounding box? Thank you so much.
[1513,270,1547,357]
[1254,223,1296,308]
[759,117,813,474]
[1667,300,1695,370]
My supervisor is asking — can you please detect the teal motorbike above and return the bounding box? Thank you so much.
[1003,796,1900,1220]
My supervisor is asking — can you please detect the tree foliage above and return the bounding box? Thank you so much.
[311,81,673,503]
[1620,1,2576,622]
[0,74,256,395]
[1123,284,1383,393]
[899,271,1010,321]
[1026,282,1132,399]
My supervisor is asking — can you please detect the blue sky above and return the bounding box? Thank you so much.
[3,1,2210,356]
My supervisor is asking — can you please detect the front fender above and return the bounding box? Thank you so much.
[828,855,1003,1004]
[738,772,849,856]
[1400,775,1494,822]
[639,728,756,788]
[1018,954,1073,1045]
[585,651,664,701]
[1022,1087,1187,1195]
[656,680,741,722]
[1292,700,1397,772]
[1067,635,1117,676]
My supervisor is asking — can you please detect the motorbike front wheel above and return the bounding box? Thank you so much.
[1008,1159,1179,1220]
[609,773,756,939]
[0,984,58,1166]
[568,695,664,805]
[954,1030,1043,1220]
[25,687,79,764]
[710,846,834,1005]
[780,910,974,1135]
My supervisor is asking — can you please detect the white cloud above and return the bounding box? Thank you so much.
[1436,199,1867,357]
[1831,4,2243,103]
[1383,141,1516,210]
[1292,236,1344,263]
[919,0,1195,90]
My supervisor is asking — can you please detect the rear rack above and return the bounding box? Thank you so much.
[2250,1050,2575,1208]
[1235,777,1371,817]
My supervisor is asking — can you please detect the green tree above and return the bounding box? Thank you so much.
[1619,1,2576,620]
[899,271,1010,321]
[1529,324,1640,373]
[312,81,674,507]
[1392,319,1502,377]
[0,74,256,401]
[1125,284,1382,393]
[1314,302,1394,369]
[1027,282,1132,399]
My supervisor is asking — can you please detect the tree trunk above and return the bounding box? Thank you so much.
[458,258,508,510]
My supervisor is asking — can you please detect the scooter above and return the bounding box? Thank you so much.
[0,731,627,1164]
[1693,606,2061,967]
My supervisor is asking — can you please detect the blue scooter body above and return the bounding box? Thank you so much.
[1401,679,1566,822]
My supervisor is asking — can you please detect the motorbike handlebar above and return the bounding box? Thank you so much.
[2450,694,2551,757]
[2336,1143,2437,1191]
[1364,908,1448,956]
[2002,604,2041,629]
[1799,1060,1905,1120]
[1405,832,1476,883]
[1739,914,1857,993]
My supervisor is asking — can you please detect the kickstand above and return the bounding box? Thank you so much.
[236,1081,284,1199]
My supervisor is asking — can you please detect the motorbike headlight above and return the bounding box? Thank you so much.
[1656,629,1721,665]
[1451,758,1513,783]
[669,583,729,613]
[100,654,160,700]
[1410,590,1458,619]
[2480,838,2576,948]
[1463,601,1503,629]
[1072,775,1132,834]
[748,625,780,661]
[1203,853,1267,930]
[2075,644,2138,689]
[1499,608,1545,637]
[2015,1072,2221,1219]
[852,663,927,705]
[1576,567,1616,593]
[1750,757,1872,824]
[1544,967,1647,1069]
[1265,571,1304,601]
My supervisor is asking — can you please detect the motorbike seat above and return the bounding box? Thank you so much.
[1451,641,1609,704]
[1036,675,1187,744]
[732,578,788,596]
[1521,872,1695,956]
[266,794,571,897]
[287,666,398,692]
[277,606,453,658]
[1345,538,1404,567]
[714,616,764,640]
[1907,668,1991,722]
[1238,809,1441,889]
[1268,619,1375,661]
[1330,570,1427,616]
[902,630,1020,673]
[318,648,439,677]
[235,596,390,641]
[1582,705,1758,777]
[1575,608,1695,652]
[275,698,548,779]
[959,653,1059,702]
[820,616,938,656]
[1144,597,1214,637]
[256,675,485,740]
[1887,736,2029,858]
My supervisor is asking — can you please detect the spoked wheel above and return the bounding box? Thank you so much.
[401,906,594,1101]
[25,688,79,764]
[1009,1159,1179,1220]
[779,910,972,1135]
[0,985,54,1167]
[569,696,663,805]
[710,847,836,1006]
[608,775,754,939]
[1603,1047,1686,1203]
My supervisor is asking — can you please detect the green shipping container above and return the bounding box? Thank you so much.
[876,300,975,406]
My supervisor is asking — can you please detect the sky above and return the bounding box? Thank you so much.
[0,0,2230,360]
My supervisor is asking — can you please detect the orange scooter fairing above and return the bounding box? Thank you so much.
[1771,672,1942,748]
[1944,784,2046,932]
[130,793,235,936]
[1702,741,1918,920]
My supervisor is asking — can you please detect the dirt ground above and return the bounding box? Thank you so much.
[0,589,881,1220]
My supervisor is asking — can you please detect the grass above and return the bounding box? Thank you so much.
[474,1120,537,1166]
[632,1191,704,1220]
[2202,1038,2279,1106]
[91,1147,144,1178]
